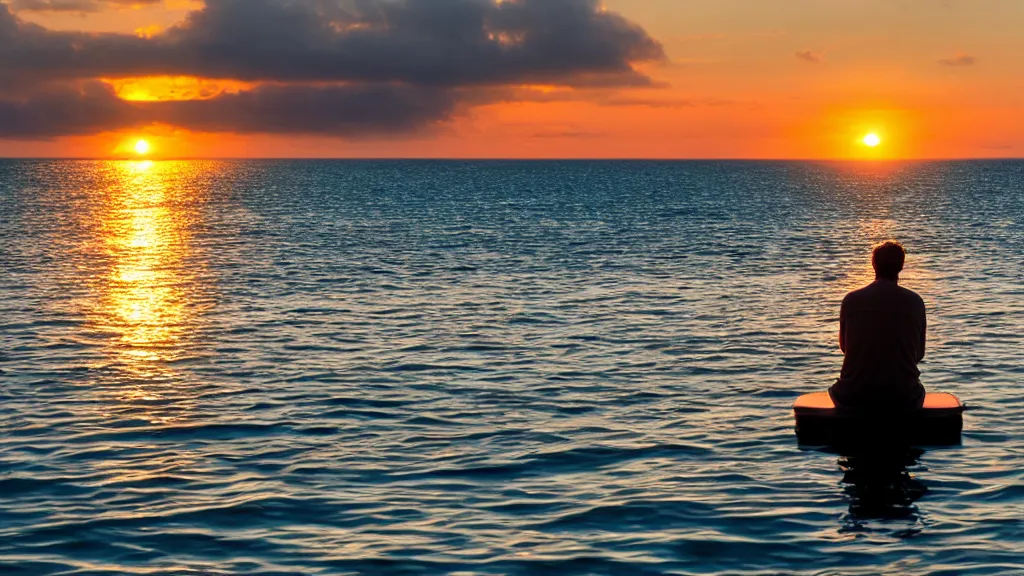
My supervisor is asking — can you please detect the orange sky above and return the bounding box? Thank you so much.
[2,0,1022,159]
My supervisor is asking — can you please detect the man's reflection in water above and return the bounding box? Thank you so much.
[838,449,928,533]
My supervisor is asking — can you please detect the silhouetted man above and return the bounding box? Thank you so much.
[829,241,927,411]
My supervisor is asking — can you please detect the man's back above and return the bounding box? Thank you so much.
[829,280,927,410]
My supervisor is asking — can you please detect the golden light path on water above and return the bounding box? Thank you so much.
[86,160,206,425]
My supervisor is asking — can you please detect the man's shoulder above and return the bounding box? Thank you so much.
[843,282,924,308]
[896,285,926,308]
[842,284,875,303]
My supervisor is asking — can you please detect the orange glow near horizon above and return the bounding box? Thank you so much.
[8,73,1021,161]
[13,68,1024,161]
[109,132,181,159]
[81,95,942,160]
[27,100,1016,160]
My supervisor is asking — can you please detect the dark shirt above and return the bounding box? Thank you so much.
[829,279,927,411]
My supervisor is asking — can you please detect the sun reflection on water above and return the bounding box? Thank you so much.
[87,160,207,423]
[106,162,184,358]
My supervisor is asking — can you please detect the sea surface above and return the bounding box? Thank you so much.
[0,160,1021,575]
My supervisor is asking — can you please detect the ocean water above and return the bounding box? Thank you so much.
[0,159,1021,576]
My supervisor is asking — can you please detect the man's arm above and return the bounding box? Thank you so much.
[918,306,927,363]
[839,298,847,354]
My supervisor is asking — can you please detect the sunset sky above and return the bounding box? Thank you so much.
[1,0,1021,159]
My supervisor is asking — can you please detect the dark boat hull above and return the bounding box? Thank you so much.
[794,392,965,447]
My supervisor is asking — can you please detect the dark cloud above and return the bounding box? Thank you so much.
[7,0,161,13]
[795,49,823,64]
[154,83,458,136]
[0,82,459,138]
[0,0,664,87]
[0,0,666,139]
[938,53,976,66]
[0,83,136,137]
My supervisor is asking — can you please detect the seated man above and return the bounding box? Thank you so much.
[829,241,927,411]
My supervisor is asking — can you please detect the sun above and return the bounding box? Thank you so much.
[134,139,151,155]
[862,133,882,148]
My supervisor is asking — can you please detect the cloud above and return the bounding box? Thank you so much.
[794,49,823,64]
[938,53,976,66]
[0,0,666,138]
[0,0,666,139]
[154,84,459,136]
[7,0,161,13]
[0,0,664,87]
[0,81,460,138]
[0,83,139,137]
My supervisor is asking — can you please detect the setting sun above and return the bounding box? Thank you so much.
[134,139,151,155]
[862,133,882,148]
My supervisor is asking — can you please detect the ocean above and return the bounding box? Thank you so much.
[1,160,1021,575]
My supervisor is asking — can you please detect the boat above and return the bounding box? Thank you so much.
[793,392,965,446]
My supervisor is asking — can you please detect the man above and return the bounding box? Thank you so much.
[829,241,927,411]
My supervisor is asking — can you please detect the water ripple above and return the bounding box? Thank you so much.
[0,160,1021,575]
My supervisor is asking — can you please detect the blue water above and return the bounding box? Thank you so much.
[1,160,1021,575]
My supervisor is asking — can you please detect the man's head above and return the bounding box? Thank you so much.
[872,241,906,281]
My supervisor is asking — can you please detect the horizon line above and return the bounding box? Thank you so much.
[1,156,1022,162]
